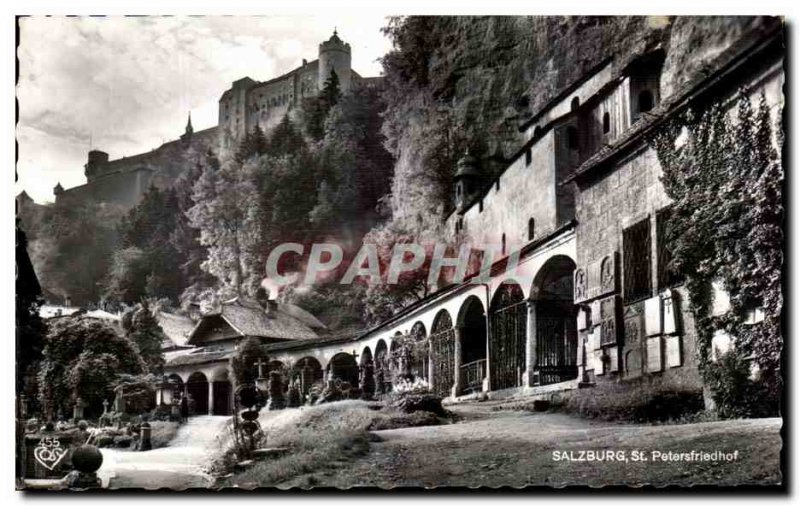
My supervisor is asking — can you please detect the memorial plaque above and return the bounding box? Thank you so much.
[625,349,643,378]
[646,336,663,373]
[607,346,619,373]
[623,302,643,345]
[599,296,619,346]
[577,308,588,331]
[662,289,678,334]
[712,329,733,361]
[594,349,605,375]
[574,268,588,302]
[666,335,682,368]
[644,295,661,336]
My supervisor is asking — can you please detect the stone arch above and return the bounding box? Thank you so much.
[374,339,390,394]
[489,281,527,391]
[186,371,209,416]
[293,356,324,396]
[430,309,455,398]
[360,346,373,366]
[408,321,428,380]
[457,295,488,394]
[162,374,184,406]
[328,352,359,389]
[209,367,232,416]
[530,254,579,386]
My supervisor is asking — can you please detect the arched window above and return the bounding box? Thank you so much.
[603,112,610,134]
[528,218,535,241]
[570,97,580,111]
[638,90,654,113]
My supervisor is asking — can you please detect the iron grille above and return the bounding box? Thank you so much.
[535,301,578,385]
[489,297,527,391]
[623,217,652,303]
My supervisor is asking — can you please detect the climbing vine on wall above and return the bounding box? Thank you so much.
[650,90,783,417]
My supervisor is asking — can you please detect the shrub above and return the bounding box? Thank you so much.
[705,352,780,419]
[552,380,704,423]
[392,377,431,395]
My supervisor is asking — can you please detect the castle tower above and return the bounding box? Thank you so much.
[318,29,352,93]
[84,150,109,182]
[53,182,64,197]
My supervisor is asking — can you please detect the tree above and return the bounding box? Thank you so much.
[32,199,121,305]
[16,223,45,410]
[235,124,268,163]
[229,336,267,391]
[123,300,167,374]
[38,316,146,419]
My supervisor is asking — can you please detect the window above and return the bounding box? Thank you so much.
[656,207,684,289]
[602,112,610,134]
[525,149,532,166]
[567,126,579,151]
[570,97,580,111]
[528,218,535,241]
[501,233,506,255]
[638,90,654,113]
[623,217,652,303]
[533,126,542,138]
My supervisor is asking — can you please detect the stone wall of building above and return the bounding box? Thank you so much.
[56,127,218,211]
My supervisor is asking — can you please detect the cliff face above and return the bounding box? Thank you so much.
[380,16,780,234]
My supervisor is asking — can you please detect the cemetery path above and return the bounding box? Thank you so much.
[284,404,782,488]
[98,415,230,490]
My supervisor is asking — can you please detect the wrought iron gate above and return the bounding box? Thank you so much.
[489,293,527,391]
[430,312,455,398]
[535,301,578,385]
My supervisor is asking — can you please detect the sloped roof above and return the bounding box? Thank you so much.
[279,303,328,331]
[187,297,319,345]
[166,350,232,367]
[157,311,195,347]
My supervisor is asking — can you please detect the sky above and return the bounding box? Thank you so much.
[16,16,393,204]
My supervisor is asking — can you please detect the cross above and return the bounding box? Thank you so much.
[254,358,267,378]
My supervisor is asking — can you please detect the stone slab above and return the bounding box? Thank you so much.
[666,335,681,368]
[646,336,663,373]
[644,295,661,336]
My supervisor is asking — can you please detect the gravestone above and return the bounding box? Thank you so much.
[646,336,663,373]
[644,296,661,336]
[266,371,286,411]
[666,335,682,368]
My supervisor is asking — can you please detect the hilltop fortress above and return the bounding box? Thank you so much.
[53,30,381,210]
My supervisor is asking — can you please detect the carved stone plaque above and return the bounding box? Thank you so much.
[574,268,587,302]
[599,295,619,347]
[623,302,644,345]
[574,252,618,303]
[625,349,642,378]
[646,336,663,373]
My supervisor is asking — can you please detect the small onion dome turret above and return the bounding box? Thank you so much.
[454,149,480,179]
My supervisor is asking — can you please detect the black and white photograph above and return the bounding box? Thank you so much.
[10,3,790,494]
